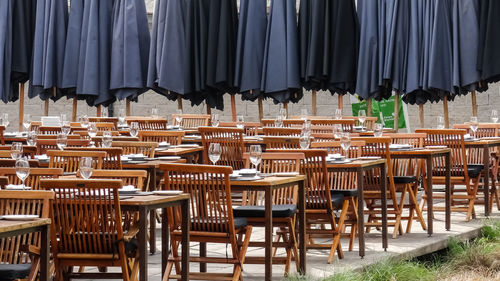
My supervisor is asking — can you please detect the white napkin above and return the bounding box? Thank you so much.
[6,184,30,190]
[158,142,170,147]
[35,155,49,160]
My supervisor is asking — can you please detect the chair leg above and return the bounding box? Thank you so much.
[328,201,348,263]
[466,179,480,221]
[288,218,300,273]
[349,224,356,251]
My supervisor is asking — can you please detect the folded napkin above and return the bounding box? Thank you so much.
[6,184,30,190]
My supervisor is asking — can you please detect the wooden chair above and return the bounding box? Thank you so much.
[47,150,105,173]
[36,139,91,155]
[111,141,158,158]
[263,136,302,150]
[0,176,7,188]
[199,127,245,169]
[310,141,365,158]
[263,127,303,136]
[37,126,62,135]
[29,122,41,132]
[65,147,123,170]
[236,152,304,275]
[171,114,210,129]
[344,116,378,131]
[95,122,116,131]
[91,136,138,147]
[127,118,168,130]
[89,117,118,129]
[87,170,147,191]
[160,164,252,281]
[0,168,63,190]
[219,122,261,136]
[0,151,12,158]
[0,145,36,159]
[40,179,139,281]
[416,129,483,221]
[0,159,40,168]
[0,125,4,145]
[261,119,305,128]
[310,119,355,132]
[453,123,500,138]
[73,130,120,139]
[0,190,54,281]
[36,134,81,140]
[138,131,185,145]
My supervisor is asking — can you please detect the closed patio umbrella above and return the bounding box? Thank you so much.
[109,0,150,102]
[261,0,302,104]
[477,0,500,85]
[0,1,13,104]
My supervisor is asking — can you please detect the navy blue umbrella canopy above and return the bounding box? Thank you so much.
[0,1,13,104]
[29,0,68,101]
[261,0,302,104]
[234,0,267,102]
[477,0,500,85]
[147,0,191,101]
[62,0,115,107]
[109,0,151,102]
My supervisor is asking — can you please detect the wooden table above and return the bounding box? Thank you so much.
[154,146,204,163]
[0,218,51,281]
[326,159,387,257]
[390,148,452,233]
[120,194,190,281]
[230,175,306,281]
[464,138,500,216]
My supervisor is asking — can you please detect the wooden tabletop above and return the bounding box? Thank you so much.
[464,138,500,146]
[389,148,450,156]
[120,194,190,206]
[0,218,51,234]
[230,175,306,187]
[155,146,203,156]
[122,159,186,169]
[326,159,386,169]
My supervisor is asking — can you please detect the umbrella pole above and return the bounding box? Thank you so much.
[394,92,400,132]
[471,91,478,116]
[419,104,425,128]
[97,106,102,117]
[18,83,25,131]
[338,95,343,111]
[177,94,183,110]
[126,100,131,116]
[367,98,373,117]
[72,98,77,122]
[443,95,450,128]
[258,97,263,121]
[312,90,317,116]
[231,94,237,122]
[283,103,289,118]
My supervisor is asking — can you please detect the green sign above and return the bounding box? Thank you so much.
[351,95,406,129]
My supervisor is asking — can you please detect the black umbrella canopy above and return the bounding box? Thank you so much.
[29,0,68,101]
[147,0,192,101]
[477,0,500,85]
[0,1,13,104]
[234,0,267,102]
[261,0,302,104]
[62,0,115,107]
[109,0,151,102]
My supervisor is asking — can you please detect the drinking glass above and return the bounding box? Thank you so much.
[57,134,67,150]
[211,114,220,127]
[10,142,23,160]
[61,121,71,135]
[80,115,89,128]
[358,110,366,131]
[102,131,113,148]
[151,107,159,119]
[340,132,351,158]
[491,110,498,123]
[118,108,126,126]
[436,116,445,129]
[279,104,287,120]
[299,133,310,150]
[333,124,343,139]
[88,123,98,138]
[23,114,31,131]
[334,108,342,120]
[274,116,284,128]
[26,131,37,146]
[129,122,139,137]
[236,116,244,129]
[60,113,67,125]
[302,120,311,137]
[2,113,9,128]
[470,116,479,139]
[101,109,109,118]
[15,157,30,190]
[175,110,183,128]
[373,123,384,137]
[300,108,308,120]
[79,157,93,179]
[249,145,262,170]
[208,143,221,165]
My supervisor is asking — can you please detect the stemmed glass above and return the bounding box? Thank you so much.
[79,157,93,179]
[491,110,498,123]
[15,157,30,190]
[358,110,366,131]
[333,124,343,139]
[334,108,342,120]
[26,131,37,146]
[299,133,310,149]
[61,121,71,135]
[236,116,245,129]
[300,108,308,120]
[211,114,219,127]
[60,114,67,125]
[175,110,183,129]
[80,115,89,128]
[101,109,109,118]
[57,134,67,150]
[470,116,479,139]
[274,116,284,128]
[302,120,311,137]
[208,143,221,165]
[129,122,139,137]
[10,142,23,160]
[249,145,262,171]
[102,131,113,148]
[279,104,287,120]
[23,114,31,131]
[2,113,9,128]
[151,107,159,119]
[437,116,445,129]
[118,108,126,126]
[340,132,351,158]
[373,123,384,137]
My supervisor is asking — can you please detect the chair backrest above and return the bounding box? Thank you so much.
[160,164,236,234]
[138,130,185,145]
[199,127,245,169]
[262,127,303,136]
[218,122,261,136]
[29,122,41,132]
[0,125,4,145]
[0,168,63,190]
[85,170,147,191]
[37,139,91,155]
[171,114,210,128]
[0,176,7,188]
[344,116,378,130]
[95,122,116,131]
[0,145,36,159]
[38,126,62,135]
[353,137,395,191]
[47,150,105,172]
[0,190,54,264]
[127,118,168,130]
[0,159,40,168]
[310,140,365,158]
[263,136,302,149]
[91,136,138,147]
[37,134,81,140]
[65,147,123,169]
[383,133,427,147]
[383,133,427,178]
[111,141,158,158]
[40,179,124,256]
[73,130,120,139]
[89,117,118,129]
[0,151,11,158]
[310,119,355,132]
[261,119,305,128]
[453,123,500,138]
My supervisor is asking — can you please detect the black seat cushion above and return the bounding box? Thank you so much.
[0,264,32,281]
[393,176,417,184]
[190,217,248,230]
[233,217,249,229]
[331,189,358,198]
[467,164,484,178]
[233,204,297,218]
[331,193,345,209]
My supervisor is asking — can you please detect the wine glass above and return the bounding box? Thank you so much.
[340,132,351,158]
[211,114,219,127]
[175,110,183,128]
[10,142,23,160]
[129,122,139,137]
[373,123,384,137]
[15,158,30,190]
[101,109,109,118]
[436,116,445,129]
[302,120,311,137]
[274,116,284,128]
[118,108,126,126]
[236,116,245,129]
[79,157,93,179]
[80,115,89,128]
[60,113,67,125]
[279,104,287,120]
[57,134,67,150]
[299,133,310,149]
[102,131,113,148]
[26,131,37,146]
[358,110,366,131]
[333,124,343,139]
[470,116,479,139]
[249,145,262,171]
[151,107,159,119]
[2,113,9,128]
[23,114,31,131]
[300,108,308,120]
[61,121,71,135]
[491,110,498,123]
[88,123,98,138]
[208,143,221,165]
[334,108,342,120]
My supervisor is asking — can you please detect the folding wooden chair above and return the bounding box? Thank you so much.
[47,150,105,173]
[171,114,210,129]
[127,118,168,130]
[66,147,123,170]
[199,127,245,169]
[138,131,185,145]
[36,139,90,155]
[262,127,303,136]
[0,168,63,190]
[111,141,158,158]
[263,136,302,150]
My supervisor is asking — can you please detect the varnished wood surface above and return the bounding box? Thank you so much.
[0,218,51,235]
[120,194,190,206]
[230,175,306,187]
[325,159,386,169]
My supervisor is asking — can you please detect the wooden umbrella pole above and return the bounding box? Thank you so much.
[72,98,77,122]
[394,92,400,132]
[177,94,183,110]
[312,90,317,116]
[443,95,450,128]
[367,98,373,117]
[206,105,211,115]
[258,96,263,121]
[96,105,102,117]
[231,94,237,122]
[18,83,25,131]
[419,104,425,128]
[126,99,131,116]
[283,103,289,118]
[338,95,343,111]
[471,91,478,116]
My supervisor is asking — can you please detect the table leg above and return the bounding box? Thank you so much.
[426,156,433,236]
[40,225,50,281]
[138,208,148,281]
[199,243,206,272]
[484,145,490,216]
[298,179,306,274]
[162,208,169,281]
[150,210,157,254]
[380,163,388,250]
[357,168,365,258]
[181,199,190,281]
[264,188,273,281]
[445,152,451,231]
